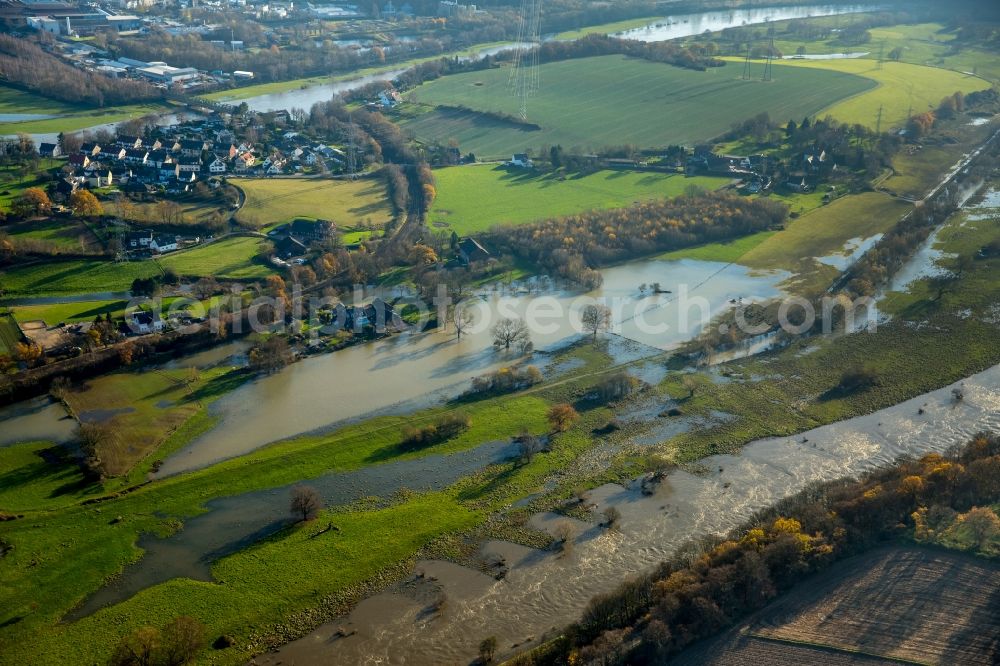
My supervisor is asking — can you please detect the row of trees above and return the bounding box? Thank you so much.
[511,432,1000,665]
[487,191,788,285]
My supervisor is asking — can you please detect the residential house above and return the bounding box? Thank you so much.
[214,142,238,160]
[85,169,114,188]
[38,143,61,158]
[265,159,286,175]
[378,89,402,107]
[208,155,227,174]
[150,234,179,253]
[179,139,207,158]
[785,176,811,193]
[509,153,532,168]
[54,177,81,196]
[160,164,180,181]
[106,147,127,161]
[68,153,91,169]
[457,237,490,264]
[146,149,170,169]
[128,311,164,335]
[116,135,142,149]
[290,218,333,241]
[123,147,149,165]
[176,159,202,175]
[80,142,102,157]
[234,152,256,173]
[274,235,308,259]
[125,229,155,251]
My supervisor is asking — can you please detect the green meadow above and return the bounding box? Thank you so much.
[429,165,729,234]
[401,55,876,156]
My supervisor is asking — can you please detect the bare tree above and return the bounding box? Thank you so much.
[492,317,529,351]
[290,485,323,522]
[602,506,621,529]
[581,304,612,340]
[517,430,544,464]
[452,305,474,340]
[160,616,205,666]
[77,422,116,481]
[478,636,498,664]
[553,521,574,557]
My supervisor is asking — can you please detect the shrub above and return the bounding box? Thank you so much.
[401,412,471,449]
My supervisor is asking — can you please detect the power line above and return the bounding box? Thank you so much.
[507,0,542,120]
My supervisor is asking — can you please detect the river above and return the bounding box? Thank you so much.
[260,360,1000,666]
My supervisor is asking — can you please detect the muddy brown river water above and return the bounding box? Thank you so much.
[257,364,1000,665]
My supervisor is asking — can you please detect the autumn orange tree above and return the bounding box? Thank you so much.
[70,189,103,217]
[11,187,51,218]
[548,403,579,432]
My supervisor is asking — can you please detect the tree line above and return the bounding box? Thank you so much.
[0,35,160,107]
[507,431,1000,665]
[485,191,788,286]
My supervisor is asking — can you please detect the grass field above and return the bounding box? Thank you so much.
[0,236,272,297]
[0,259,161,297]
[0,85,76,117]
[758,58,989,129]
[428,165,729,233]
[740,192,910,294]
[159,236,274,280]
[0,85,167,135]
[235,177,394,230]
[125,198,228,228]
[12,299,130,326]
[401,55,876,156]
[658,192,910,296]
[1,218,102,253]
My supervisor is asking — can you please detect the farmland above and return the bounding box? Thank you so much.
[674,547,1000,665]
[400,55,876,156]
[235,177,395,230]
[428,165,729,234]
[768,58,989,129]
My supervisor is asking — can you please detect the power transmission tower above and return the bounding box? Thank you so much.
[875,104,883,135]
[346,114,358,179]
[761,35,774,81]
[742,40,753,80]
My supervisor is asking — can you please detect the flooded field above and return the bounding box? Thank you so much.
[72,439,520,618]
[0,397,76,447]
[156,257,787,475]
[262,363,1000,666]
